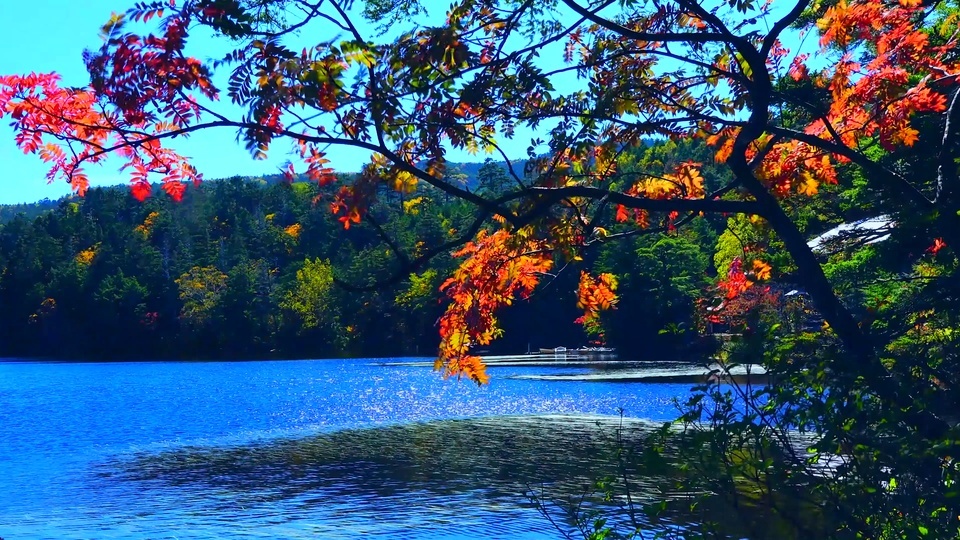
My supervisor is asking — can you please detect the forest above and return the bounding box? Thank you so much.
[0,144,726,361]
[1,131,939,369]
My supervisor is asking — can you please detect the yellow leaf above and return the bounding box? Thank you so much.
[402,196,425,214]
[392,170,418,193]
[284,223,302,239]
[798,172,819,196]
[899,127,920,147]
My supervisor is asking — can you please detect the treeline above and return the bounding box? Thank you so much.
[0,198,61,224]
[0,148,724,361]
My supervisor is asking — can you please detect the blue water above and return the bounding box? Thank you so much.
[0,359,691,539]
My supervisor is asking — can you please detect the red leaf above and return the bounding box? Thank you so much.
[131,181,152,201]
[927,237,947,254]
[615,204,629,223]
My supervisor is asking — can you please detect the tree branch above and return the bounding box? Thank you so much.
[761,0,811,59]
[560,0,731,44]
[333,209,490,292]
[936,86,960,204]
[520,186,762,222]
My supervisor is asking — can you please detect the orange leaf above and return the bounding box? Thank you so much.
[162,180,186,202]
[752,260,772,281]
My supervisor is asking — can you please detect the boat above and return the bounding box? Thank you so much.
[538,346,617,357]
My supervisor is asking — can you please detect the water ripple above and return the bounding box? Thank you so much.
[0,359,694,539]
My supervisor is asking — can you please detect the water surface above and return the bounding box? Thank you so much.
[0,358,691,539]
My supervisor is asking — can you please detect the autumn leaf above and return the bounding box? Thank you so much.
[798,173,819,196]
[131,181,152,202]
[615,204,629,223]
[402,196,425,214]
[75,244,99,266]
[927,238,947,254]
[284,223,303,240]
[391,170,418,193]
[576,271,619,331]
[752,260,772,281]
[162,180,186,202]
[718,257,753,300]
[436,229,552,384]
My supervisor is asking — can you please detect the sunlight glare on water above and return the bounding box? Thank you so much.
[0,358,692,539]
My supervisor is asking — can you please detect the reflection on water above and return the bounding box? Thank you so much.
[0,359,696,539]
[102,415,670,538]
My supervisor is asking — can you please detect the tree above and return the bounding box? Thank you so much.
[3,0,960,536]
[176,265,228,331]
[475,158,513,197]
[280,257,345,353]
[596,235,710,358]
[93,270,151,354]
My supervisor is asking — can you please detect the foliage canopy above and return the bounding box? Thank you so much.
[4,0,960,536]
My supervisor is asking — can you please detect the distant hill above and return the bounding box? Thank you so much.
[0,198,66,224]
[251,158,527,192]
[0,158,523,219]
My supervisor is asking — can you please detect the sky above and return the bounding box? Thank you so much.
[0,1,386,204]
[0,1,808,205]
[0,1,552,205]
[0,2,122,203]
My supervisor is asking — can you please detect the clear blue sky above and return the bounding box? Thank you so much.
[0,1,385,204]
[0,1,540,205]
[0,2,806,205]
[1,1,124,203]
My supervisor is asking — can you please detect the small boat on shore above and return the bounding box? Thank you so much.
[538,346,616,358]
[576,347,616,355]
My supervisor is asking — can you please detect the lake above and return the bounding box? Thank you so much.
[0,358,695,539]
